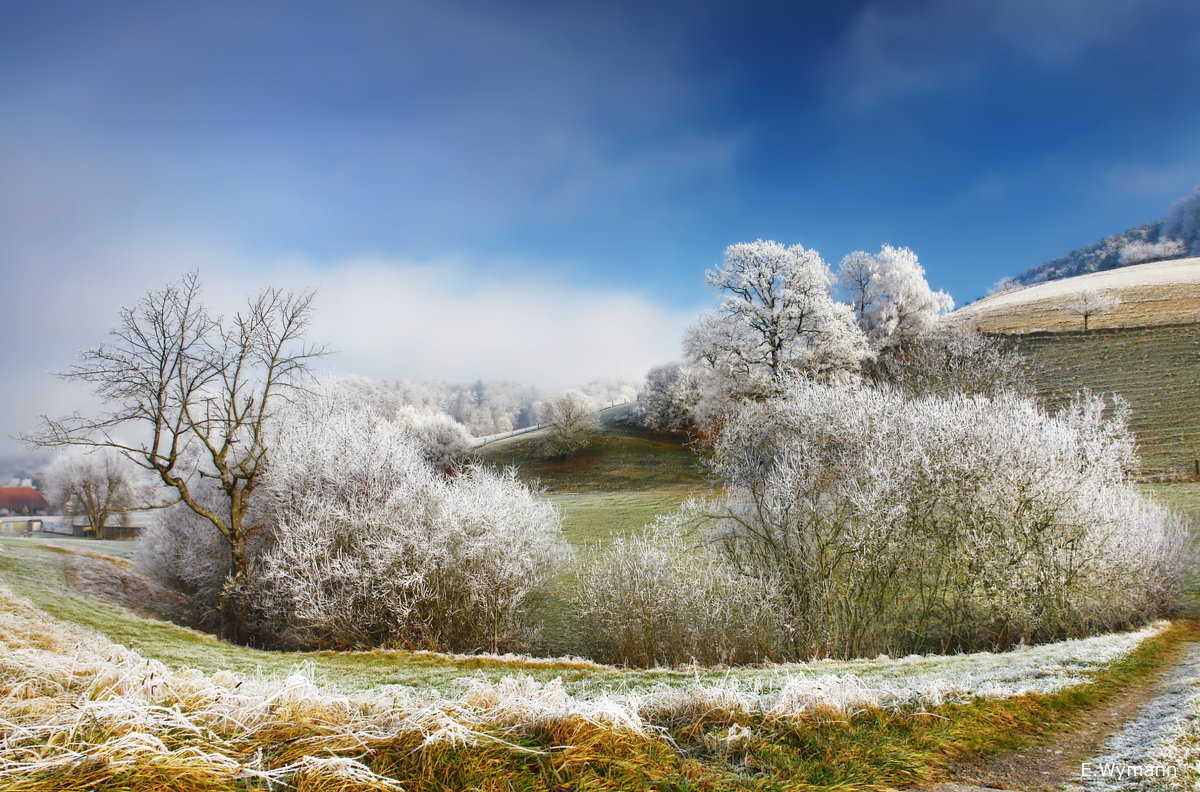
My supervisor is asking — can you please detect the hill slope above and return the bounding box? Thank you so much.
[1004,185,1200,288]
[956,257,1200,333]
[1013,324,1200,472]
[476,404,712,543]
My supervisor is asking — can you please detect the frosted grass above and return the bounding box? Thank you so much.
[0,583,1166,786]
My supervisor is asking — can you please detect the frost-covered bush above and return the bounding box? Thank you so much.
[710,380,1187,659]
[865,326,1031,398]
[391,406,473,471]
[139,405,567,651]
[249,410,569,652]
[569,527,781,667]
[634,362,703,431]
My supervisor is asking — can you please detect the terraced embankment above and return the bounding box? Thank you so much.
[1013,324,1200,472]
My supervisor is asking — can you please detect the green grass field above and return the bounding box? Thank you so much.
[479,405,713,544]
[1014,324,1200,472]
[0,533,1185,792]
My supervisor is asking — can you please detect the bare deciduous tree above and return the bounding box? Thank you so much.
[41,448,148,539]
[1063,289,1121,331]
[26,272,322,642]
[538,390,599,457]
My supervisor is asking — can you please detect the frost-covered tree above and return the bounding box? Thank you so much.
[41,448,149,539]
[304,377,472,471]
[633,362,703,431]
[1163,185,1200,257]
[313,374,543,437]
[838,244,954,342]
[707,380,1186,658]
[1064,289,1121,331]
[1119,238,1185,265]
[578,377,641,407]
[685,241,868,401]
[537,390,599,457]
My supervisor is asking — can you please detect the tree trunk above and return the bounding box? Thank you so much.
[221,524,252,645]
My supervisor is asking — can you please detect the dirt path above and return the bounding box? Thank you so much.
[925,639,1200,792]
[1079,642,1200,792]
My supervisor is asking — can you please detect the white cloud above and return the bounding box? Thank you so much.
[2,241,698,457]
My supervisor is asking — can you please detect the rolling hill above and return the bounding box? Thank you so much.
[957,257,1200,334]
[955,257,1200,473]
[1002,184,1200,288]
[476,404,712,544]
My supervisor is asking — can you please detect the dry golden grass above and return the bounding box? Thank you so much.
[0,574,1185,791]
[959,281,1200,334]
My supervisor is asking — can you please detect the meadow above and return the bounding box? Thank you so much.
[6,286,1200,788]
[0,535,1186,791]
[0,403,1196,788]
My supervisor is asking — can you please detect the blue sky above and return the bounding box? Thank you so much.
[3,0,1200,455]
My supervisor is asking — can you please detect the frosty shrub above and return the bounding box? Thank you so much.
[634,362,703,431]
[391,406,473,471]
[249,410,569,651]
[865,325,1031,398]
[140,404,567,651]
[710,380,1187,658]
[569,527,782,667]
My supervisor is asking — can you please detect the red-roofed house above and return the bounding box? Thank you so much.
[0,487,50,516]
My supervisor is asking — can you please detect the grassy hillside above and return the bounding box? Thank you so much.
[956,257,1200,333]
[0,537,1186,791]
[477,404,712,543]
[1,376,1196,789]
[1013,324,1200,472]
